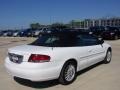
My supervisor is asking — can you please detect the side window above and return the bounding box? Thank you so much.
[76,35,99,46]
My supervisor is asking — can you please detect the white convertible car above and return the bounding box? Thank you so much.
[5,30,112,85]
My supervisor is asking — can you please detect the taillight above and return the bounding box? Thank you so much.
[28,54,50,63]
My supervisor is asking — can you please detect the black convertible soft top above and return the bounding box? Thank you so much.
[42,29,90,36]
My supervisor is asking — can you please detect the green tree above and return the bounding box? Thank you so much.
[69,20,81,28]
[50,22,69,30]
[30,23,41,30]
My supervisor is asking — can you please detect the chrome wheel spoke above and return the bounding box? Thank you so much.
[64,65,75,81]
[107,52,111,62]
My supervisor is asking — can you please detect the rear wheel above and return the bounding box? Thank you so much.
[59,61,76,85]
[104,50,112,64]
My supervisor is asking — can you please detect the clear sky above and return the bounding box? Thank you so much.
[0,0,120,29]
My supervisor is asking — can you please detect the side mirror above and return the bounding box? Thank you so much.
[98,37,104,44]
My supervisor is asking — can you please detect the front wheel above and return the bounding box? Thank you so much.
[59,62,76,85]
[103,50,112,64]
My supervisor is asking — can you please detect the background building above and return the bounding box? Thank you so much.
[70,17,120,29]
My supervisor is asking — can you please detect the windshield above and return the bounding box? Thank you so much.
[30,34,76,47]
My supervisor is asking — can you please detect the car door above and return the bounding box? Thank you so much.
[86,44,105,66]
[80,35,105,66]
[69,46,95,71]
[83,35,105,66]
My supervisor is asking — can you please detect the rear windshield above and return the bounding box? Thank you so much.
[30,34,77,47]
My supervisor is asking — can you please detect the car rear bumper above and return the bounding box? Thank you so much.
[5,57,61,81]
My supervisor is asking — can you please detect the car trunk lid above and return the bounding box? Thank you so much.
[8,45,52,62]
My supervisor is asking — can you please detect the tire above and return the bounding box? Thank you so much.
[59,61,77,85]
[104,49,112,64]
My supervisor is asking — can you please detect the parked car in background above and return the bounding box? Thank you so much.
[18,29,32,37]
[30,29,42,37]
[89,26,105,36]
[0,30,14,37]
[0,31,4,36]
[12,30,20,37]
[7,30,14,37]
[102,26,120,40]
[2,30,9,37]
[117,27,120,36]
[30,28,49,37]
[0,30,21,37]
[5,30,112,85]
[17,28,49,37]
[38,28,49,35]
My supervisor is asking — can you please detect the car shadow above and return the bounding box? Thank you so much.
[14,61,103,88]
[14,77,59,88]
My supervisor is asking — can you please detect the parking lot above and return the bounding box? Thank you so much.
[0,37,120,90]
